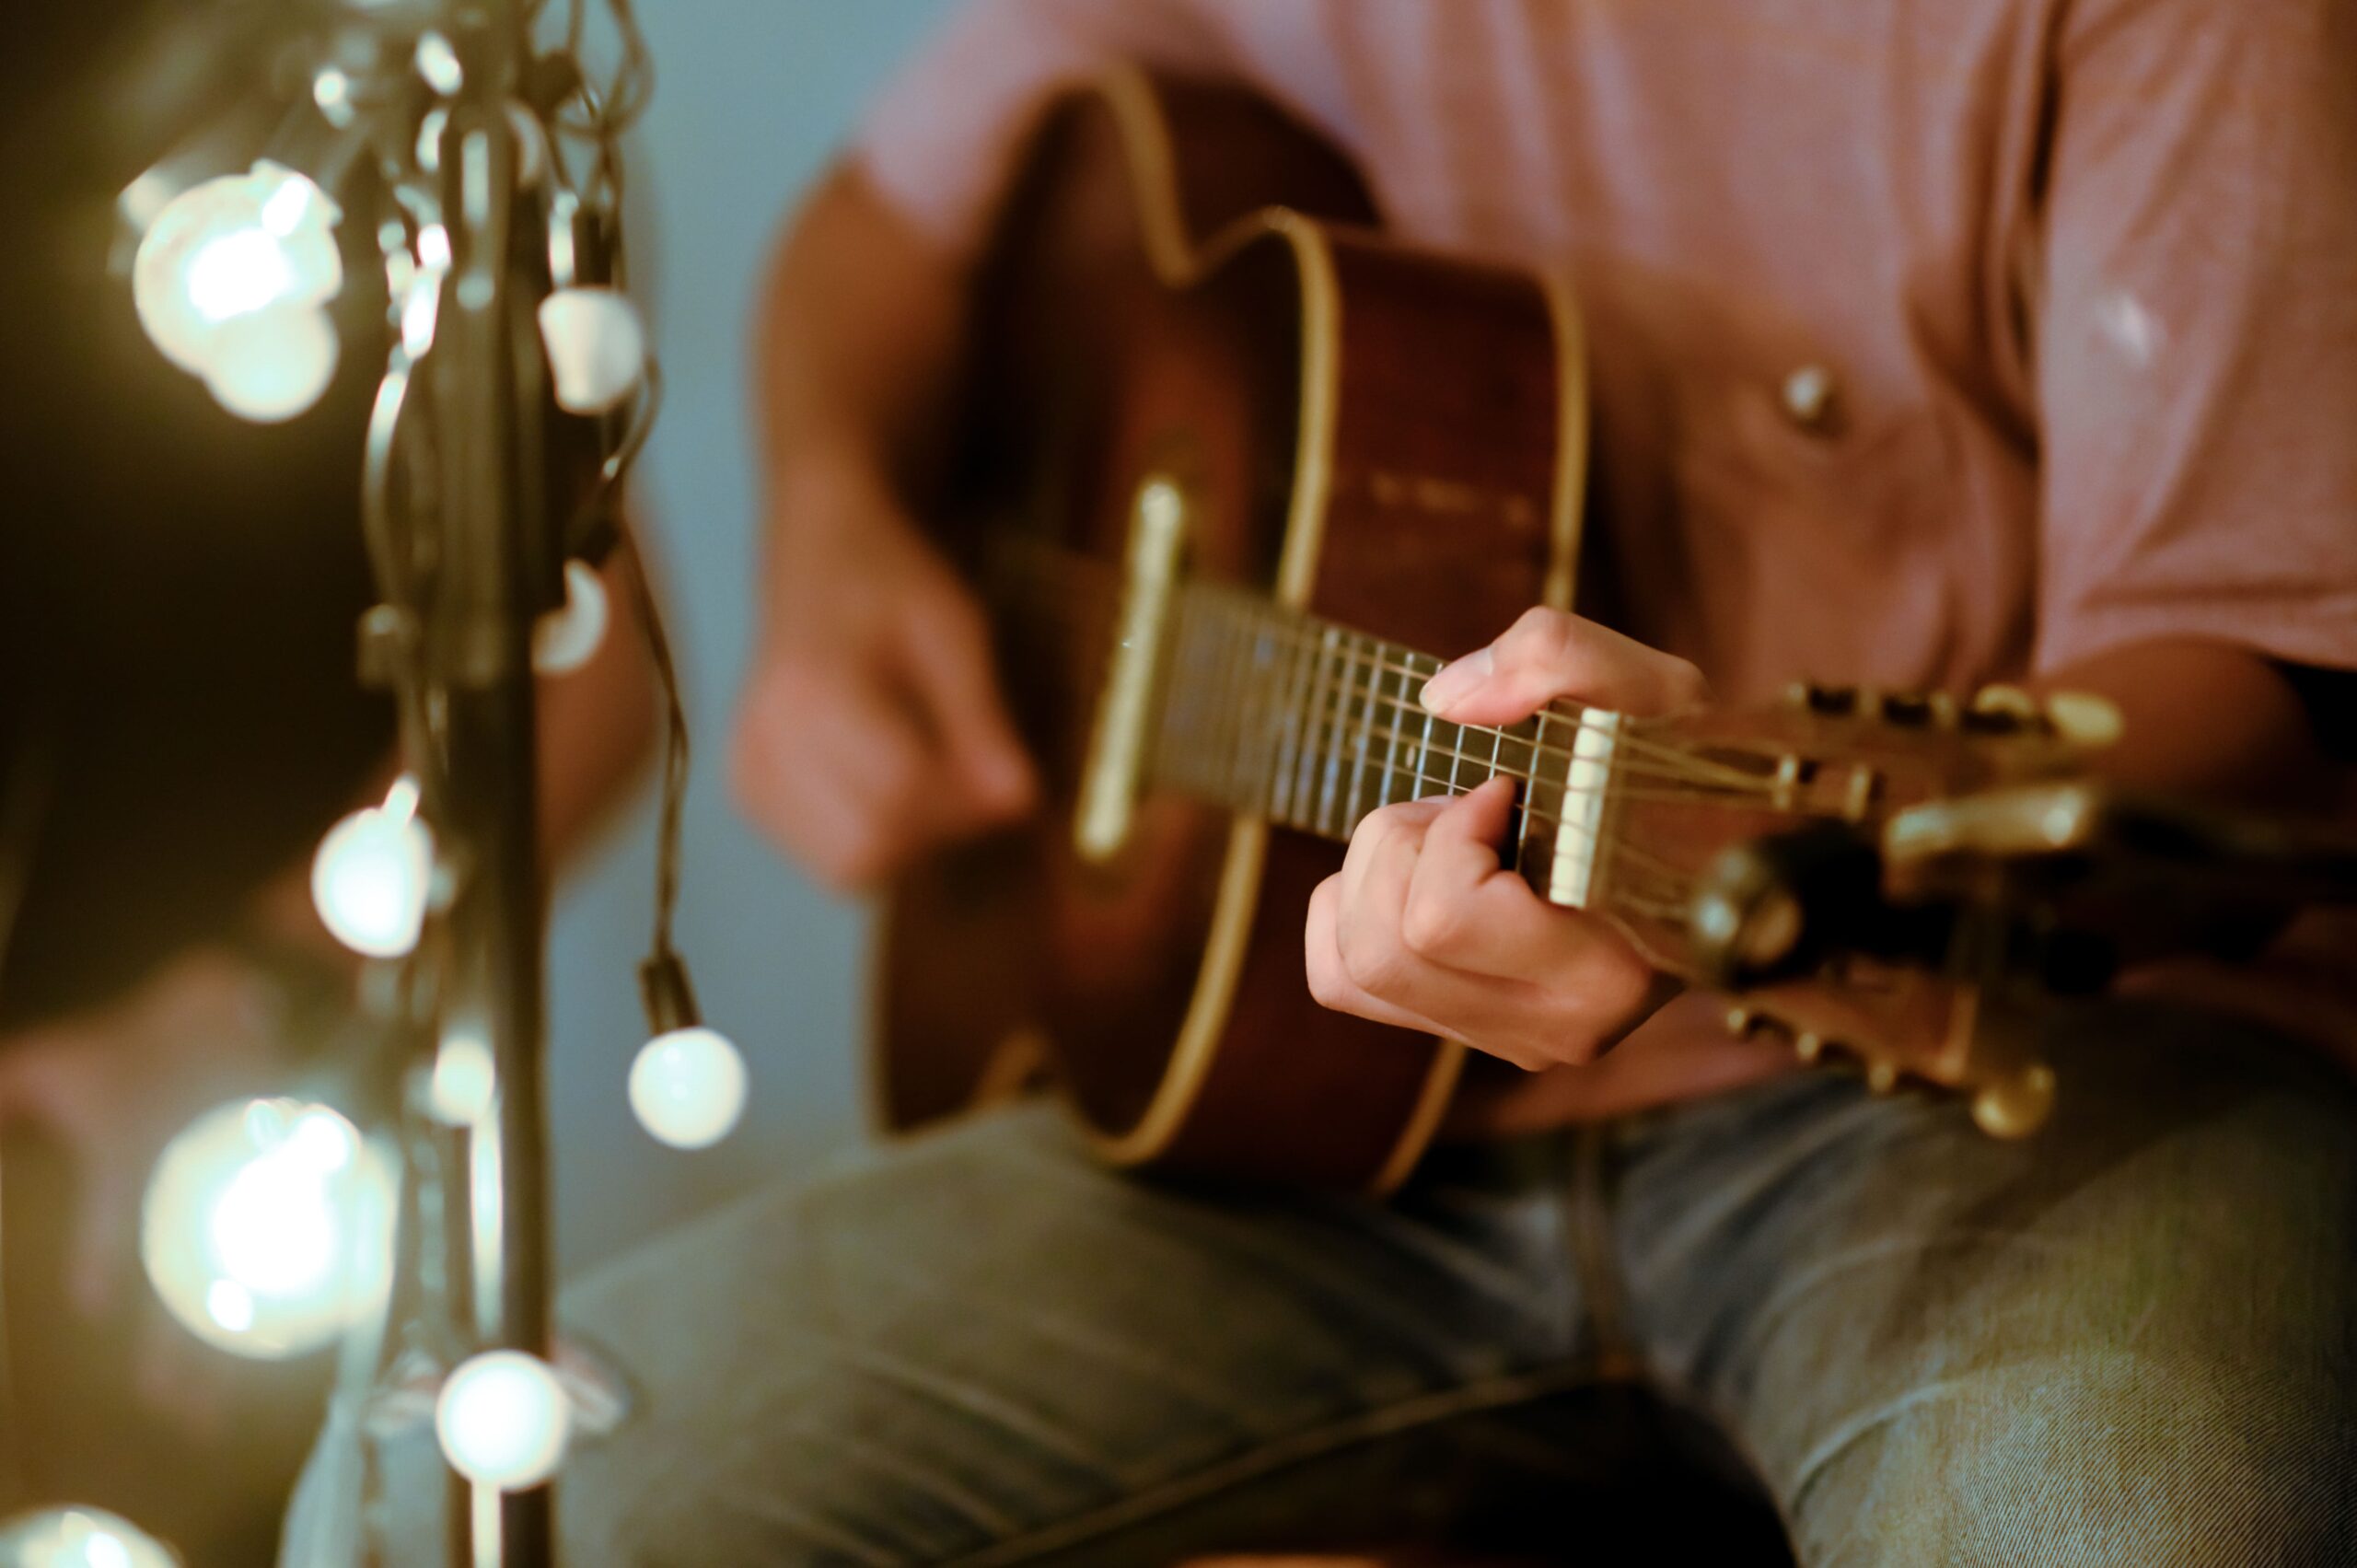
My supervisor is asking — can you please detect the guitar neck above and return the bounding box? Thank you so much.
[1145,580,1627,907]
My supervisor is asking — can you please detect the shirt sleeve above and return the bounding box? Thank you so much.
[2034,0,2357,676]
[853,0,1237,257]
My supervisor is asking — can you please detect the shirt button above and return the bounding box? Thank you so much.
[1781,364,1838,430]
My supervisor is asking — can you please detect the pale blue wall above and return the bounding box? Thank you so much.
[547,0,958,1272]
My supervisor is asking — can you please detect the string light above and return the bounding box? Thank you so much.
[131,161,343,421]
[629,951,744,1148]
[530,560,610,674]
[628,1026,746,1150]
[537,287,646,414]
[0,1508,178,1568]
[202,302,340,423]
[435,1352,572,1490]
[426,1029,498,1127]
[140,1098,395,1359]
[311,774,434,958]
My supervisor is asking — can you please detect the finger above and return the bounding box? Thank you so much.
[1418,608,1709,724]
[733,671,939,887]
[1314,874,1588,1073]
[1335,796,1448,922]
[894,570,1038,817]
[1394,778,1555,973]
[1304,875,1456,1036]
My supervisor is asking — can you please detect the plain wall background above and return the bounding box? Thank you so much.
[547,0,958,1273]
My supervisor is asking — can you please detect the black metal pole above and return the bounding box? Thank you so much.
[426,4,559,1562]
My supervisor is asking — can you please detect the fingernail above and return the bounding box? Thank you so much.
[1419,647,1493,715]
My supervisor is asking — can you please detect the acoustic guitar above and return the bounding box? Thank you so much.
[871,68,2099,1191]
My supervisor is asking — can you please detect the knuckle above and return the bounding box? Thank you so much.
[1397,889,1466,960]
[1305,953,1349,1009]
[1503,606,1576,668]
[1338,922,1407,997]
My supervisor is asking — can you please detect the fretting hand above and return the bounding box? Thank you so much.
[1305,609,1707,1070]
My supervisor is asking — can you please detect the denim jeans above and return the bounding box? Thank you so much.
[347,1003,2357,1565]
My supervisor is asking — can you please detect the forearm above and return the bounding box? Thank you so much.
[2030,638,2338,812]
[755,162,970,517]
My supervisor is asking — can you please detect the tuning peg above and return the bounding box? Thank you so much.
[1970,683,2035,715]
[1724,1005,1758,1037]
[1864,1061,1901,1096]
[1970,1063,2056,1139]
[1793,1030,1825,1063]
[1786,682,1862,716]
[2042,691,2124,749]
[1965,682,2043,730]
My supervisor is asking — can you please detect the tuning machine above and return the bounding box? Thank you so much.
[1963,683,2123,748]
[1721,1001,2056,1138]
[1690,821,1952,990]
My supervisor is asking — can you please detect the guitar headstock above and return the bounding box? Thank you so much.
[1520,681,2121,1140]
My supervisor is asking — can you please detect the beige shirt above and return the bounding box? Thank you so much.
[857,0,2357,1120]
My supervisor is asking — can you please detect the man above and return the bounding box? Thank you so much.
[392,0,2357,1562]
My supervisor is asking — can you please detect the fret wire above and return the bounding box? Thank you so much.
[1343,631,1376,831]
[1263,622,1301,820]
[1315,630,1354,836]
[1295,624,1331,824]
[1382,649,1409,808]
[1268,620,1315,823]
[1310,627,1348,830]
[1201,595,1233,797]
[1235,621,1273,810]
[1253,621,1284,819]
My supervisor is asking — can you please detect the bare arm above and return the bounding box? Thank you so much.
[2031,639,2341,814]
[732,165,1035,889]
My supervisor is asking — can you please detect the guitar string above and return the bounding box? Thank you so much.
[994,564,1778,785]
[1018,615,1781,792]
[1017,640,1775,808]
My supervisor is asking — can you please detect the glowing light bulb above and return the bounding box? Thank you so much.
[0,1508,178,1568]
[435,1352,572,1490]
[628,1026,747,1150]
[141,1099,393,1360]
[537,286,645,414]
[132,162,343,412]
[312,776,433,958]
[201,303,339,424]
[532,560,610,674]
[427,1031,496,1127]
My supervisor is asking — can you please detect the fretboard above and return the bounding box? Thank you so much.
[1145,582,1622,901]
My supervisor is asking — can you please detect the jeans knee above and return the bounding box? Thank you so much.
[1791,1353,2357,1566]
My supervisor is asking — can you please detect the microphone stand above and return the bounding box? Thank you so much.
[419,6,557,1562]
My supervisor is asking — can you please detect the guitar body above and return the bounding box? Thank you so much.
[872,70,1590,1189]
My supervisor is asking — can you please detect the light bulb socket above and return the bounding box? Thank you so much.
[356,602,420,689]
[638,951,701,1038]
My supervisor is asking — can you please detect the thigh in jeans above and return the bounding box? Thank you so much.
[362,1105,1593,1566]
[1619,1005,2357,1567]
